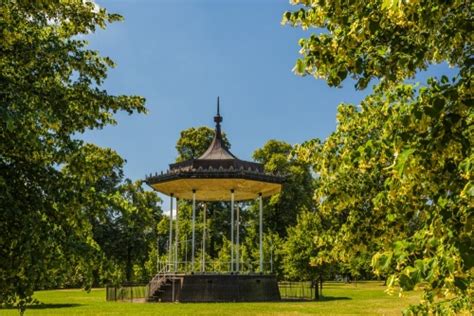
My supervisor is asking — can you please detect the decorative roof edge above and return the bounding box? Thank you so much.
[145,168,285,186]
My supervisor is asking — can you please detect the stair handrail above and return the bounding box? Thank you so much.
[148,263,173,298]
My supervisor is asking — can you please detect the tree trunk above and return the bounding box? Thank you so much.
[319,275,323,298]
[313,279,319,300]
[126,246,132,282]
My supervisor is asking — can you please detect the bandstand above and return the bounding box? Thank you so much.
[145,98,284,302]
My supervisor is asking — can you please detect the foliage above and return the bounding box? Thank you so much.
[284,0,473,314]
[0,0,146,312]
[229,140,316,277]
[175,127,230,162]
[283,210,324,281]
[214,237,232,272]
[291,81,473,312]
[91,180,162,284]
[253,140,315,236]
[293,64,472,316]
[283,0,471,89]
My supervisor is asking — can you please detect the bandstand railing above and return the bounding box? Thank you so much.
[106,283,148,302]
[158,260,275,274]
[278,281,315,300]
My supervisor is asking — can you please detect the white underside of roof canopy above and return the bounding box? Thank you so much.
[150,178,282,201]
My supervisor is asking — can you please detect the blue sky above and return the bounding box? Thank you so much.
[83,0,454,209]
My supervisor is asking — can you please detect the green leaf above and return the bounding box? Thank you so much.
[426,97,445,118]
[394,149,415,176]
[294,59,306,75]
[454,277,469,291]
[6,119,14,131]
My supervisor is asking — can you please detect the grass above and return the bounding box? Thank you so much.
[1,281,422,316]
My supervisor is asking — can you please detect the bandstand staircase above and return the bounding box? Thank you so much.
[146,272,181,302]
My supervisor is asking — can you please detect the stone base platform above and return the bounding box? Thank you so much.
[159,274,281,302]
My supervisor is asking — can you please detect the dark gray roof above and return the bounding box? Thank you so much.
[197,97,236,160]
[145,97,284,190]
[168,97,264,172]
[198,135,236,160]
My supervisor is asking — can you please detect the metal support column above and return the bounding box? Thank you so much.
[168,194,174,272]
[191,189,196,271]
[175,198,179,272]
[201,203,207,273]
[230,189,235,272]
[236,203,240,273]
[259,193,263,273]
[156,235,160,273]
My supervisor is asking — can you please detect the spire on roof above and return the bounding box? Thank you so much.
[214,96,223,136]
[196,97,236,160]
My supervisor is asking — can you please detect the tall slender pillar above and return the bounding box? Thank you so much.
[236,203,240,273]
[259,193,263,273]
[175,198,179,272]
[191,190,196,272]
[230,189,235,272]
[168,194,174,272]
[156,235,160,273]
[201,203,207,273]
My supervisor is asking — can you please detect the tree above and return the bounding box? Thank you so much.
[91,180,162,284]
[283,210,324,281]
[253,140,314,236]
[176,127,230,162]
[284,1,472,313]
[0,1,146,311]
[236,140,315,276]
[282,210,333,299]
[283,0,471,89]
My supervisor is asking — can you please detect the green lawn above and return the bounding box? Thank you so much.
[2,281,422,316]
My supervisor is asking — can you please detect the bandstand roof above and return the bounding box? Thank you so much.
[145,98,284,201]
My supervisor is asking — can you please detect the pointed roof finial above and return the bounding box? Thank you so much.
[196,96,236,160]
[214,97,223,136]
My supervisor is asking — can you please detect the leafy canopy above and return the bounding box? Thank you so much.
[0,0,146,311]
[284,0,473,314]
[175,126,230,162]
[253,140,314,236]
[283,0,471,89]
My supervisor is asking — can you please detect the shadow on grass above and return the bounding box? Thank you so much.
[281,296,351,303]
[320,296,351,302]
[1,303,82,310]
[28,303,83,309]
